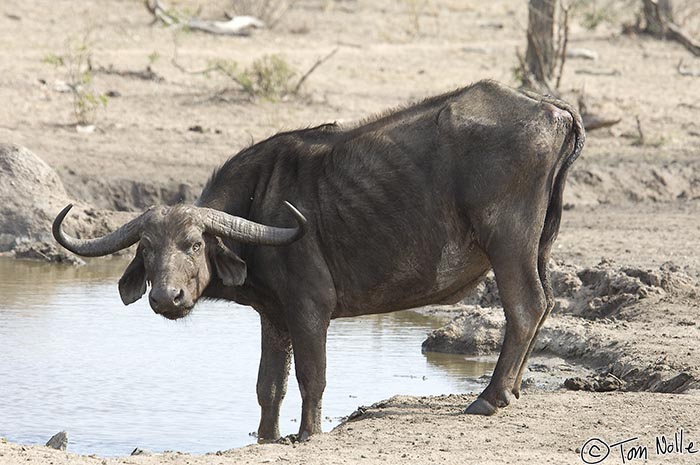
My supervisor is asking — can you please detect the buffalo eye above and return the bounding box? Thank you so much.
[141,238,154,259]
[191,242,202,254]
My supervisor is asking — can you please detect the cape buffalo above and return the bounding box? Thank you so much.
[53,80,585,442]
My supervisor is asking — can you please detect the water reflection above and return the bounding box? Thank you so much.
[424,352,497,379]
[0,258,494,456]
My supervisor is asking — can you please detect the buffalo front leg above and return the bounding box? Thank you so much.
[256,316,292,442]
[466,247,546,416]
[287,303,330,441]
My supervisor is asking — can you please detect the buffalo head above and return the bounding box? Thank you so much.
[53,203,307,320]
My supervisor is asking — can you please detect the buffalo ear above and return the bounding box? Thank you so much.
[118,249,147,305]
[210,239,247,287]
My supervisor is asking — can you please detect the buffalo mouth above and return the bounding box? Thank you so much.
[152,305,193,320]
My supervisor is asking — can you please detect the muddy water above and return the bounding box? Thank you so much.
[0,258,494,456]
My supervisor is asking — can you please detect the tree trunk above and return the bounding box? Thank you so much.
[639,0,699,56]
[525,0,556,85]
[642,0,673,37]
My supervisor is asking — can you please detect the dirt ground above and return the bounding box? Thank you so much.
[1,0,700,463]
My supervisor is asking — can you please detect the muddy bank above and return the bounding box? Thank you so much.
[40,141,700,212]
[567,158,700,205]
[65,176,198,212]
[423,261,700,394]
[458,259,696,318]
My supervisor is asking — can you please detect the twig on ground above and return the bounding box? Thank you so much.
[582,114,622,131]
[89,60,164,82]
[634,115,645,146]
[185,16,265,36]
[293,48,338,94]
[145,0,264,36]
[677,59,700,77]
[575,68,621,76]
[578,87,621,132]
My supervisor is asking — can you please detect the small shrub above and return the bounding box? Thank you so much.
[210,54,296,100]
[404,0,429,36]
[42,35,108,126]
[246,55,296,98]
[570,0,637,31]
[147,51,161,66]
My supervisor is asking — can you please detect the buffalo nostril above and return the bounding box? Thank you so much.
[173,289,185,305]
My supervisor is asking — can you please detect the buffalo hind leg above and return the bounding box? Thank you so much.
[288,301,330,441]
[512,249,555,399]
[466,246,546,415]
[256,316,292,442]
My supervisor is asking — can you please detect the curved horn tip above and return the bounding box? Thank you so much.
[53,204,74,240]
[58,203,75,216]
[284,201,308,224]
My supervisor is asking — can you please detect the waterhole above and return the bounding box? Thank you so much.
[0,258,494,456]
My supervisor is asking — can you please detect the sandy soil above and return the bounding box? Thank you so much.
[4,392,700,465]
[1,0,700,463]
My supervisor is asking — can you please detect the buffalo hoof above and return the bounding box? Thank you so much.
[464,397,498,416]
[297,430,311,442]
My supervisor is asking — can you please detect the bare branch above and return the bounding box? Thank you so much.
[293,48,339,95]
[144,0,178,26]
[666,22,700,57]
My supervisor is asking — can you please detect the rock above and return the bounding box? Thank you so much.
[566,48,599,60]
[564,374,624,392]
[75,125,95,134]
[12,241,85,265]
[422,306,505,355]
[131,448,151,455]
[564,377,590,391]
[45,431,68,450]
[0,143,72,251]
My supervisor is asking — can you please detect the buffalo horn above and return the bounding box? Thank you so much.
[52,204,148,257]
[201,201,307,245]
